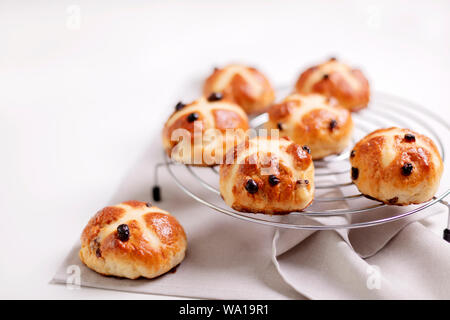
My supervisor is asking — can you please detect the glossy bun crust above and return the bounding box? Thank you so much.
[350,128,443,205]
[203,64,275,115]
[219,137,314,214]
[266,93,353,160]
[79,201,187,279]
[162,97,249,166]
[295,58,370,112]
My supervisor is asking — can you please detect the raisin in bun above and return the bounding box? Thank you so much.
[79,201,187,279]
[162,97,249,166]
[203,64,275,115]
[295,58,370,112]
[350,128,443,205]
[265,93,353,160]
[219,136,314,214]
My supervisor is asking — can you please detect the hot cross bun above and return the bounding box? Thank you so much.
[350,128,443,205]
[219,137,314,214]
[79,201,187,279]
[265,93,353,159]
[162,97,249,166]
[203,64,275,115]
[295,58,370,112]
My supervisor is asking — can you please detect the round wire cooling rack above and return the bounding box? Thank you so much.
[153,91,450,232]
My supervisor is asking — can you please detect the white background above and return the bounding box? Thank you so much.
[0,0,449,299]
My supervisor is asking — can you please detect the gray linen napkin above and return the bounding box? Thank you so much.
[52,144,450,299]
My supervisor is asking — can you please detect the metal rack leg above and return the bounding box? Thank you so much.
[441,198,450,242]
[151,163,166,202]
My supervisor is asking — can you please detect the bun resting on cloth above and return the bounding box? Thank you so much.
[219,136,315,214]
[295,57,370,112]
[265,93,353,160]
[350,127,444,205]
[203,64,275,115]
[162,97,249,166]
[79,201,187,279]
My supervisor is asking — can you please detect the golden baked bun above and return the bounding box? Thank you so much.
[350,128,443,205]
[203,64,275,115]
[295,58,370,112]
[219,136,314,214]
[79,201,187,279]
[162,97,249,166]
[265,93,353,160]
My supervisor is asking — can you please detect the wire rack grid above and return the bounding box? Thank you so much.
[156,90,450,231]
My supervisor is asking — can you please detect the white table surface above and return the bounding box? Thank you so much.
[1,0,449,299]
